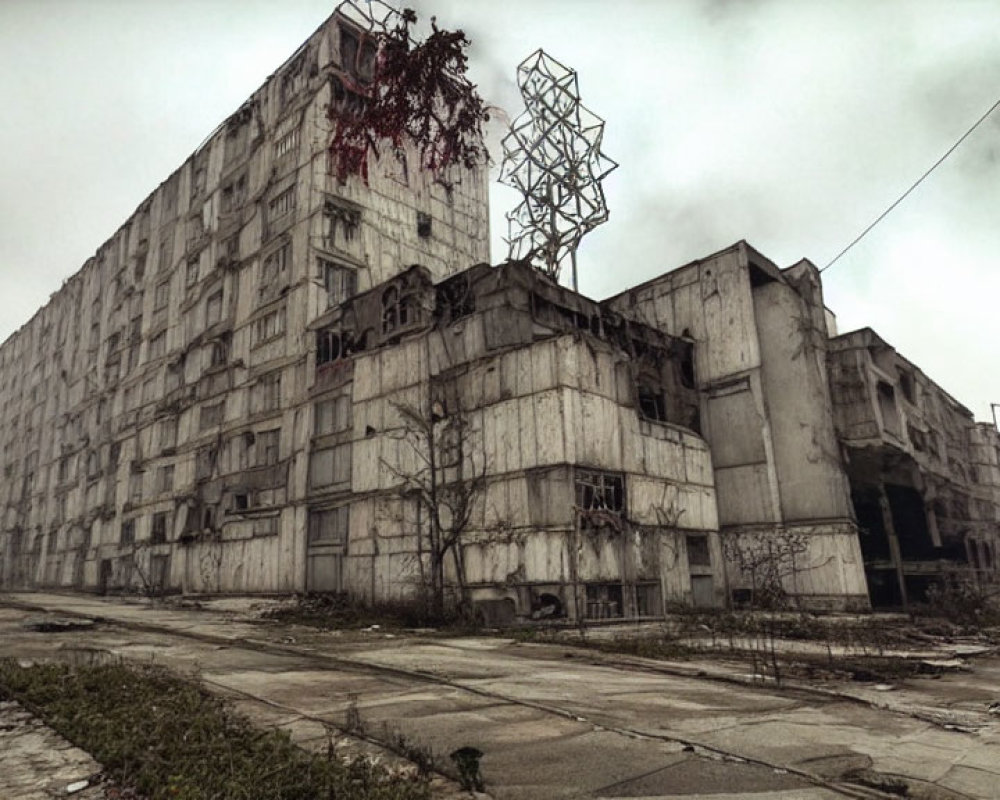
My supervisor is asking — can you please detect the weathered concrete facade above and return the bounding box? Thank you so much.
[306,261,723,620]
[2,11,997,614]
[606,243,869,609]
[0,9,488,597]
[828,329,1000,605]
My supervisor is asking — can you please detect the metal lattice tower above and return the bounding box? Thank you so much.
[499,50,618,289]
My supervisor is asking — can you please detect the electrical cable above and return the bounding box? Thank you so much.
[821,94,1000,273]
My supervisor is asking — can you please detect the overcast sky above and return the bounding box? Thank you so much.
[1,0,998,422]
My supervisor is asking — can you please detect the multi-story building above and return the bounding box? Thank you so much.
[0,7,489,596]
[1,9,997,616]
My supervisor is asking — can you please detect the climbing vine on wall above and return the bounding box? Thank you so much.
[328,6,489,184]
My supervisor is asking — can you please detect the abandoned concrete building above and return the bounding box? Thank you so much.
[1,9,998,618]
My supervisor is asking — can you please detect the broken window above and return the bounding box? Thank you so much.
[322,198,361,250]
[339,25,376,81]
[436,274,474,324]
[316,329,343,366]
[151,512,168,545]
[308,505,349,544]
[575,470,625,529]
[381,286,414,335]
[320,259,358,308]
[637,382,667,423]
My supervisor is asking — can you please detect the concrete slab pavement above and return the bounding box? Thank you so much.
[3,592,999,799]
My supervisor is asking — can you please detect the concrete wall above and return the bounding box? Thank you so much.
[0,9,489,595]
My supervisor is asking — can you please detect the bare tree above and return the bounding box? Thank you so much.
[381,399,487,618]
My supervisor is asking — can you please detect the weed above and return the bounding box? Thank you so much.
[0,659,429,800]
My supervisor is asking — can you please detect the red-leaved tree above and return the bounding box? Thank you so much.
[328,8,489,184]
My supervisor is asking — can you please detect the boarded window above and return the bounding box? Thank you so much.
[257,428,280,466]
[251,371,282,415]
[308,506,349,544]
[637,383,666,422]
[314,395,352,435]
[205,291,223,326]
[200,401,224,430]
[309,445,352,490]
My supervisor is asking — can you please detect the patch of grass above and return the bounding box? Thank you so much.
[0,659,428,800]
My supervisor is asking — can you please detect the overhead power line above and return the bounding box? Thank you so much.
[821,94,1000,273]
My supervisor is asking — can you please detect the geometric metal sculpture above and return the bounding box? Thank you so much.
[499,50,618,289]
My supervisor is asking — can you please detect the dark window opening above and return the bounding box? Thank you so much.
[899,371,915,404]
[686,535,711,567]
[120,520,135,547]
[416,212,432,239]
[637,384,666,423]
[679,342,696,389]
[886,484,934,560]
[234,494,249,511]
[635,583,661,617]
[151,512,168,545]
[585,583,624,619]
[852,492,891,561]
[317,330,342,366]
